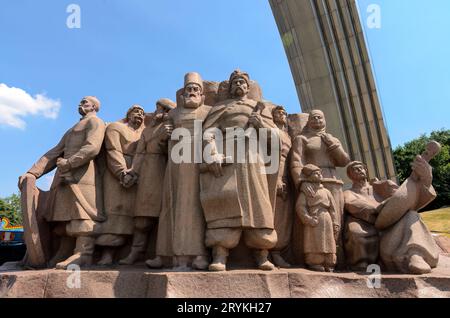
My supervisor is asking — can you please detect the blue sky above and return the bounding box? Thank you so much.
[0,0,448,197]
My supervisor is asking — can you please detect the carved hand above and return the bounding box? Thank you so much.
[411,155,433,187]
[301,182,316,198]
[248,113,264,129]
[277,181,288,200]
[208,153,226,178]
[18,173,36,190]
[333,224,340,241]
[163,124,174,141]
[307,216,319,227]
[121,169,138,188]
[57,158,71,173]
[320,133,336,148]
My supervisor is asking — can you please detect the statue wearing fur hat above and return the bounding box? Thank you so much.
[200,69,280,272]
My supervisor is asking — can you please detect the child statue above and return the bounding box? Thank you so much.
[296,164,340,272]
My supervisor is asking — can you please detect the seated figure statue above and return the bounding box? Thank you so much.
[344,141,441,274]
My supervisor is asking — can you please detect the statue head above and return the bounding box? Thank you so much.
[78,96,101,116]
[155,98,176,122]
[347,161,368,182]
[126,104,145,129]
[229,69,250,98]
[272,105,288,128]
[302,164,322,183]
[183,72,204,108]
[307,109,326,131]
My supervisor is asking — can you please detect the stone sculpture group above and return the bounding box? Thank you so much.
[18,70,441,275]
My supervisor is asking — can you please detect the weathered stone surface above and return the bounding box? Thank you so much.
[435,236,450,253]
[1,255,449,298]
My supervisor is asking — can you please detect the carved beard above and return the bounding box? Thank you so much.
[231,86,248,98]
[183,95,202,108]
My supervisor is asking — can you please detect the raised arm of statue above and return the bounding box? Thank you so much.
[324,135,350,167]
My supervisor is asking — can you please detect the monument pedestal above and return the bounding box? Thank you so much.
[1,254,450,298]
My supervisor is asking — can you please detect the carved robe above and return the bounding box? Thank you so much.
[297,186,338,254]
[27,113,106,235]
[133,119,168,218]
[156,105,211,257]
[100,121,144,236]
[273,129,294,250]
[200,99,279,230]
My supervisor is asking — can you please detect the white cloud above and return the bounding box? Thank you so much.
[0,83,61,129]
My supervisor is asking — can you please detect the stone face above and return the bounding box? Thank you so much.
[1,254,450,298]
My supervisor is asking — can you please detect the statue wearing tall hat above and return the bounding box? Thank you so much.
[146,72,211,270]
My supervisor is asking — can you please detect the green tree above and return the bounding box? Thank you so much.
[0,193,22,226]
[393,129,450,211]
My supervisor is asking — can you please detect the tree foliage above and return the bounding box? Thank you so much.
[0,193,22,226]
[393,129,450,210]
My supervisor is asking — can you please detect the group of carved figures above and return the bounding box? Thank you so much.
[18,70,442,275]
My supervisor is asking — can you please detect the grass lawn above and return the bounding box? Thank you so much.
[421,207,450,238]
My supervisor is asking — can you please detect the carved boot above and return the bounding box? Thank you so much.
[173,256,190,271]
[209,246,228,272]
[97,248,115,266]
[271,251,291,268]
[48,236,75,268]
[325,266,335,273]
[145,256,163,269]
[192,255,209,270]
[55,236,95,269]
[119,230,147,265]
[308,265,325,272]
[408,254,432,274]
[254,249,275,271]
